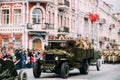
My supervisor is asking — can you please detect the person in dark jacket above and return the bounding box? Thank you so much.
[27,49,34,68]
[27,48,32,68]
[22,50,27,68]
[15,49,22,69]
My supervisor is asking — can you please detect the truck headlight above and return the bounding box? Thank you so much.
[40,57,43,60]
[55,56,58,60]
[39,53,44,60]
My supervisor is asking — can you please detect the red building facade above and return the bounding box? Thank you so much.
[0,0,77,50]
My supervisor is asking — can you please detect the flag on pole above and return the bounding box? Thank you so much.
[89,13,99,22]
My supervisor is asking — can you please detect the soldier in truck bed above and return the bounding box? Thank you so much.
[76,37,84,48]
[76,37,92,50]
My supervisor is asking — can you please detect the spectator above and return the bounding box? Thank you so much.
[0,53,3,59]
[27,49,33,68]
[30,50,35,68]
[34,49,40,61]
[22,50,27,68]
[15,49,22,69]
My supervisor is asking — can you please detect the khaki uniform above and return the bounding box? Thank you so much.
[76,37,93,50]
[76,37,84,49]
[101,49,120,63]
[101,50,109,63]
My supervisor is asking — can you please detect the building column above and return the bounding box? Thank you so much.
[54,0,58,35]
[97,24,100,50]
[22,1,28,50]
[69,13,71,33]
[22,25,28,50]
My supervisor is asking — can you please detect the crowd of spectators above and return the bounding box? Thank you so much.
[0,47,41,70]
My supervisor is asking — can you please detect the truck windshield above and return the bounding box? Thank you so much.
[49,42,66,50]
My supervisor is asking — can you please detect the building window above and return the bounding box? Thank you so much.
[32,8,42,24]
[60,15,62,27]
[2,10,9,24]
[52,13,54,24]
[3,38,8,47]
[49,11,51,23]
[14,38,21,48]
[99,24,103,31]
[58,14,59,27]
[71,0,75,10]
[71,19,73,31]
[13,9,22,24]
[68,18,69,28]
[74,20,75,32]
[15,38,20,43]
[64,17,66,27]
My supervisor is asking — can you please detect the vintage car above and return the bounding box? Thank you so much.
[33,40,100,78]
[0,59,27,80]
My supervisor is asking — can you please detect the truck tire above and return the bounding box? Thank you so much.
[0,63,2,72]
[33,61,41,78]
[61,62,69,78]
[96,60,101,71]
[80,60,89,74]
[18,70,27,80]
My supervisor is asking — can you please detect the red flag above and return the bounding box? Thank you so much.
[94,13,99,21]
[89,13,99,22]
[89,13,94,22]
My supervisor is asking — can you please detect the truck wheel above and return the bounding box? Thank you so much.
[0,63,2,72]
[33,61,41,78]
[61,62,69,78]
[80,60,89,74]
[18,70,27,80]
[96,60,101,71]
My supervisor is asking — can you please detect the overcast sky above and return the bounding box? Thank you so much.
[103,0,120,13]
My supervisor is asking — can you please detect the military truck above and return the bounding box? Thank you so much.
[90,50,101,71]
[33,40,99,78]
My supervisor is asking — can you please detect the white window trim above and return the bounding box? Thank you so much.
[13,9,22,25]
[1,9,10,25]
[32,9,42,24]
[30,5,45,25]
[2,38,9,47]
[1,4,10,25]
[12,3,23,25]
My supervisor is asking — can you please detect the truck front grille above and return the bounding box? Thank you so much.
[45,54,55,64]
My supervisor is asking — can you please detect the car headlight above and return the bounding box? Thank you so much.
[55,56,58,60]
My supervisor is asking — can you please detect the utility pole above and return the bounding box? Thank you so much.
[91,0,99,50]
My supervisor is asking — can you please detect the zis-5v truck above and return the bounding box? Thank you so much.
[33,40,101,78]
